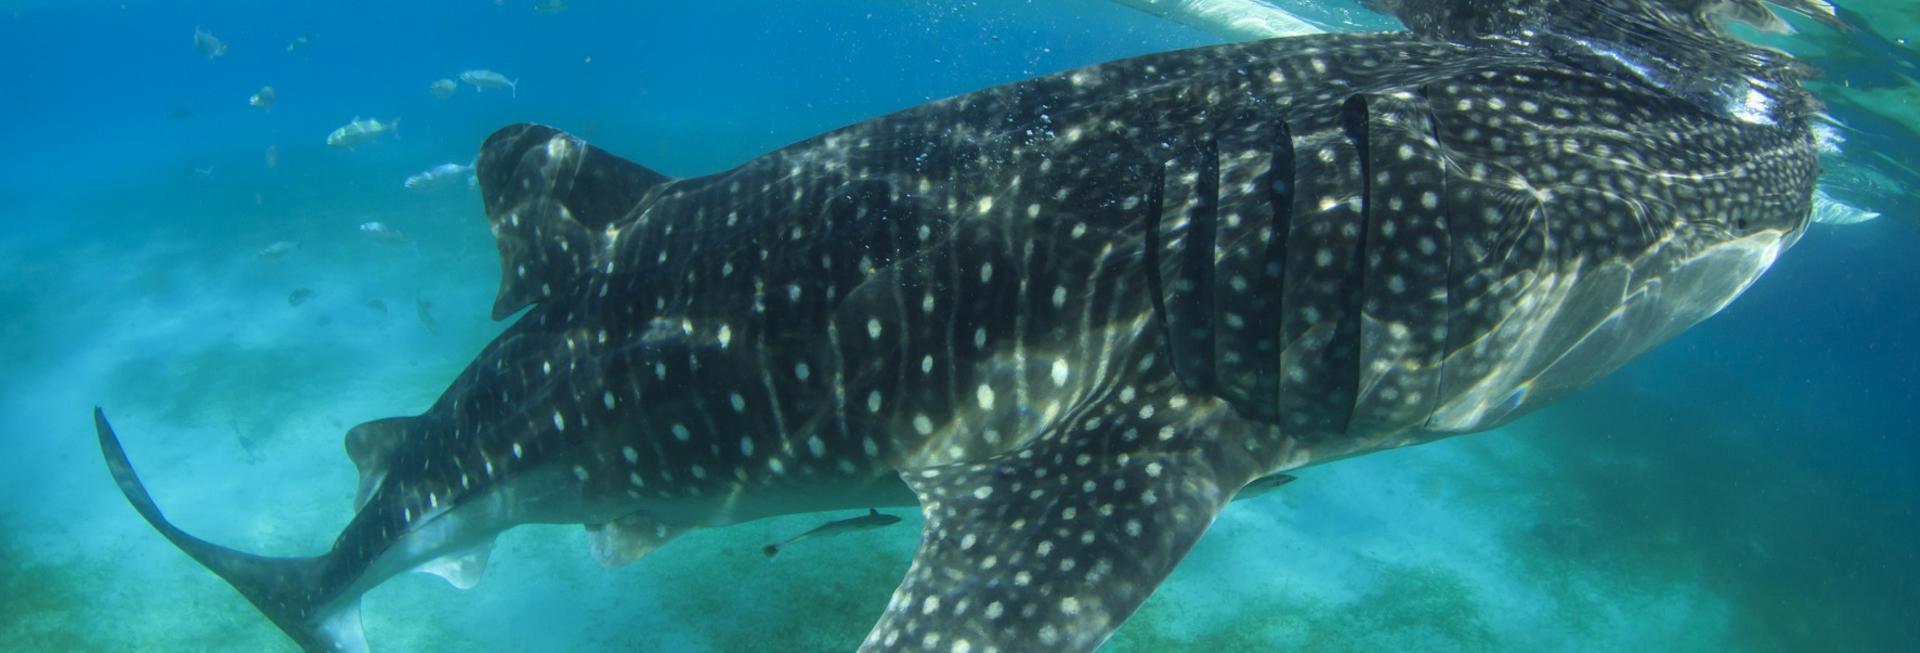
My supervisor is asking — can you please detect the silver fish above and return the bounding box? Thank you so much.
[248,85,276,111]
[458,69,518,97]
[192,27,227,59]
[404,162,476,191]
[326,117,399,149]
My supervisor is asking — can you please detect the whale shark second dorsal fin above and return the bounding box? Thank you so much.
[474,123,676,319]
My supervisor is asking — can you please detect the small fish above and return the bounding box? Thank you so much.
[287,288,316,307]
[193,27,227,59]
[762,508,902,558]
[249,85,276,111]
[415,298,438,335]
[286,35,312,54]
[403,162,478,190]
[428,78,458,100]
[264,144,279,169]
[364,299,389,315]
[533,0,569,14]
[326,117,399,149]
[256,241,299,259]
[358,221,408,244]
[404,162,476,191]
[458,69,518,97]
[165,108,193,120]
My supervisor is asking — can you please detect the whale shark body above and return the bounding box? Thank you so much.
[97,1,1831,651]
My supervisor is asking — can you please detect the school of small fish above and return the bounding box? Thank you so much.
[186,12,567,341]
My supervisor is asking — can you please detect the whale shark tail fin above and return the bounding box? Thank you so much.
[94,407,368,653]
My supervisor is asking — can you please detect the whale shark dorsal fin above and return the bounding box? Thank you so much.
[474,124,676,319]
[865,416,1251,651]
[343,416,419,510]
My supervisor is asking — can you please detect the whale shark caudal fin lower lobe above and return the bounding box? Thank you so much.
[473,123,674,320]
[94,408,370,653]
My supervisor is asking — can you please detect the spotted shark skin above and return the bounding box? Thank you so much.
[96,6,1821,653]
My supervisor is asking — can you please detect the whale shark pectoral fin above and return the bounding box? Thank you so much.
[474,123,676,320]
[863,429,1248,652]
[586,511,687,568]
[413,538,495,590]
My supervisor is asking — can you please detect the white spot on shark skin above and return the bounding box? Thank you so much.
[552,411,566,432]
[730,393,747,412]
[807,435,826,458]
[573,465,590,482]
[740,437,756,457]
[976,384,995,409]
[718,324,732,349]
[867,318,883,340]
[511,443,524,459]
[603,391,616,410]
[867,390,883,413]
[913,414,934,435]
[622,446,639,464]
[794,362,811,381]
[1051,360,1071,386]
[671,423,691,441]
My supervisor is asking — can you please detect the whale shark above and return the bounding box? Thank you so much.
[96,1,1834,651]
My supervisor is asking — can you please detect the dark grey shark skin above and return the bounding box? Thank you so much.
[96,6,1821,653]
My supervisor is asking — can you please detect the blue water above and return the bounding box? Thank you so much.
[2,1,1916,650]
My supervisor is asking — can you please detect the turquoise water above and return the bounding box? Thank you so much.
[2,1,1916,650]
